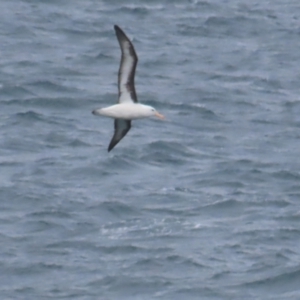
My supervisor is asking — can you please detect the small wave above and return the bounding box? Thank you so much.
[177,23,207,36]
[10,110,68,127]
[272,170,300,181]
[240,267,300,294]
[204,14,265,38]
[68,139,90,147]
[14,110,43,121]
[198,198,245,218]
[94,201,140,218]
[27,210,71,220]
[6,96,86,110]
[140,147,188,166]
[170,102,217,119]
[117,4,164,14]
[0,85,35,100]
[25,80,75,95]
[147,140,190,154]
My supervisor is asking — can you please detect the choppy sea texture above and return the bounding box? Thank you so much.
[1,0,300,299]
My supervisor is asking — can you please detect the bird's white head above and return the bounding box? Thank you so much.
[144,105,165,119]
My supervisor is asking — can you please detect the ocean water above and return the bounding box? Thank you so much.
[1,0,300,299]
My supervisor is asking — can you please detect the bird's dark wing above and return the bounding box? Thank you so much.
[108,119,131,152]
[114,25,138,103]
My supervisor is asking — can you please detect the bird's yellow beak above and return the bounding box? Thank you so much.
[155,111,165,120]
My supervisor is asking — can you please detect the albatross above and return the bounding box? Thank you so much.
[92,25,164,152]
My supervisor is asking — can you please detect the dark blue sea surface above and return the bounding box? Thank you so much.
[1,0,300,299]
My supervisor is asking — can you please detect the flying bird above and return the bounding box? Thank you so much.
[92,25,164,152]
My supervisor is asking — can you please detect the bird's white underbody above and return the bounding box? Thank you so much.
[93,103,164,120]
